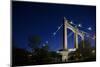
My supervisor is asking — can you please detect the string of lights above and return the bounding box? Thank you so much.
[42,24,63,46]
[69,21,95,39]
[53,24,63,36]
[69,21,92,31]
[43,24,74,46]
[79,29,95,40]
[43,19,95,46]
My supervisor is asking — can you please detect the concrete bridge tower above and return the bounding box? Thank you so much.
[58,17,84,62]
[58,17,69,62]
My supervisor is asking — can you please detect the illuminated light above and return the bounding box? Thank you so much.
[68,48,76,52]
[80,54,82,56]
[58,26,61,30]
[46,41,48,44]
[43,44,46,46]
[70,21,73,24]
[53,32,56,36]
[92,50,95,53]
[28,54,32,57]
[88,27,92,30]
[78,24,82,27]
[56,51,59,53]
[58,24,63,30]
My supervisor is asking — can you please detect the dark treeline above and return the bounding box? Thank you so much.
[12,35,62,66]
[12,35,96,66]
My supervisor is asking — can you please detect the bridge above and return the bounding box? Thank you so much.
[43,17,95,62]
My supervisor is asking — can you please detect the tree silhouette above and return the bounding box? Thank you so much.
[69,39,96,61]
[28,35,41,52]
[77,39,96,61]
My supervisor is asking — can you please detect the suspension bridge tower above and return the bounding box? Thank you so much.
[58,17,85,62]
[58,17,69,62]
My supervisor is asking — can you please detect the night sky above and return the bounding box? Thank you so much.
[12,1,96,52]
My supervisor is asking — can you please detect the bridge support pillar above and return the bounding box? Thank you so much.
[59,50,68,62]
[63,17,67,49]
[59,17,68,62]
[74,31,78,49]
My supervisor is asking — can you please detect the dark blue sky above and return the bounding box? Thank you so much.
[12,1,96,51]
